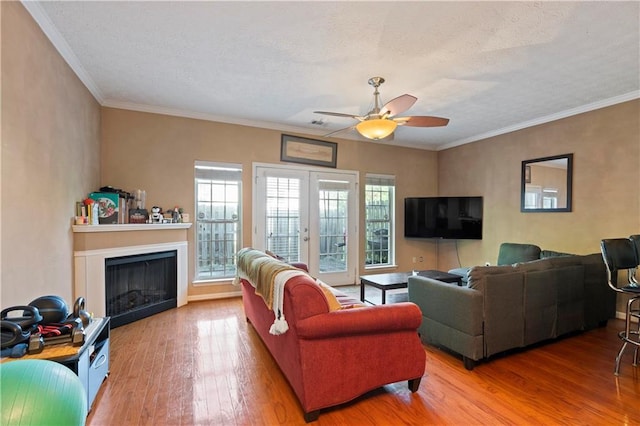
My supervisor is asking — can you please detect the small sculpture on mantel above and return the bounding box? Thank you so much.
[150,206,163,223]
[172,207,181,223]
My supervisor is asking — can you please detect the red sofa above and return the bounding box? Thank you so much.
[238,250,426,422]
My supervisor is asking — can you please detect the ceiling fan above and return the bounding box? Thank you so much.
[314,77,449,140]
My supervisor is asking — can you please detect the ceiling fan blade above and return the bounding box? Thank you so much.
[380,94,417,117]
[314,111,362,120]
[396,116,450,127]
[323,125,356,138]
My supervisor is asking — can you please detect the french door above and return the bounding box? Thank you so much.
[253,164,358,285]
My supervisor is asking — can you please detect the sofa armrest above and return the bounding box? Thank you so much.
[408,276,483,335]
[295,303,422,339]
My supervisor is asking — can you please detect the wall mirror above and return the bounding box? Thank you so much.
[521,153,573,212]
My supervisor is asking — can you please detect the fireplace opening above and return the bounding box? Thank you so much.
[105,250,177,328]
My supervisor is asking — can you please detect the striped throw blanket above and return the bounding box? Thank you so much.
[234,248,306,334]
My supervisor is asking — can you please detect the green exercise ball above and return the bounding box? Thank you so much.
[1,359,87,425]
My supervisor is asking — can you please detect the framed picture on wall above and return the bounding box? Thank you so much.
[280,134,337,168]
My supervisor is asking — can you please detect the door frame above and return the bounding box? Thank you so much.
[252,162,359,285]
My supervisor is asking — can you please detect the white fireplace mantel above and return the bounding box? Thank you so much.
[73,224,191,317]
[72,223,192,233]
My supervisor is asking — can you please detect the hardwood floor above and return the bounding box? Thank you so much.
[87,296,639,425]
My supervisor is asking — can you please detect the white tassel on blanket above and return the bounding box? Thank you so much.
[269,269,306,335]
[269,317,289,335]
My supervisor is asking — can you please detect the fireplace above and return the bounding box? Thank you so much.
[105,250,177,328]
[73,223,191,322]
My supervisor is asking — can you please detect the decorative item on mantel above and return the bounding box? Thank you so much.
[88,192,119,224]
[149,206,188,224]
[150,206,164,223]
[129,188,148,223]
[95,186,135,224]
[74,198,97,225]
[73,186,189,226]
[128,208,148,224]
[168,206,187,223]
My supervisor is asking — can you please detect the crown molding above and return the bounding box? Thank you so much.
[101,99,345,139]
[438,91,640,151]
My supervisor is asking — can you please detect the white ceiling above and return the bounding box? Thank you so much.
[24,1,640,151]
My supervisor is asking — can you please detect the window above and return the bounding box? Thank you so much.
[524,185,541,209]
[365,174,395,267]
[194,161,242,281]
[525,185,558,209]
[542,188,558,209]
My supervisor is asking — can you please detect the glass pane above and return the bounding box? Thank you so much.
[318,181,349,273]
[265,177,300,262]
[198,183,212,202]
[365,179,394,266]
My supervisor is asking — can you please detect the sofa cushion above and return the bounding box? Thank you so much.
[514,257,554,273]
[497,243,541,265]
[467,265,515,293]
[540,249,573,258]
[523,268,558,345]
[314,280,365,310]
[580,253,615,329]
[315,279,343,311]
[554,265,585,336]
[482,271,526,356]
[545,255,582,268]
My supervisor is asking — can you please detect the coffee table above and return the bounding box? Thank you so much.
[360,270,462,305]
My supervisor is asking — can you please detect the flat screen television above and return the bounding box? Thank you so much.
[404,196,483,240]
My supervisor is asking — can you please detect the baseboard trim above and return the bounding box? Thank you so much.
[615,311,639,323]
[187,291,242,302]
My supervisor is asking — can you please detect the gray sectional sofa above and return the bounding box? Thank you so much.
[408,243,616,369]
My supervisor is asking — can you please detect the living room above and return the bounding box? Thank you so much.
[2,1,639,424]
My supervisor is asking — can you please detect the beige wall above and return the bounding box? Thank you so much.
[437,100,640,272]
[4,2,639,308]
[100,108,439,298]
[1,2,101,307]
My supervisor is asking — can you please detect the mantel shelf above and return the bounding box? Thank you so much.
[72,223,192,233]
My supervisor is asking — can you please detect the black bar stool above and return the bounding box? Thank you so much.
[600,238,640,375]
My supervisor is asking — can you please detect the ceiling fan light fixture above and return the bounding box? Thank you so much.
[356,119,397,140]
[316,77,449,139]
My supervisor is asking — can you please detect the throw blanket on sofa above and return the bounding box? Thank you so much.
[234,248,306,334]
